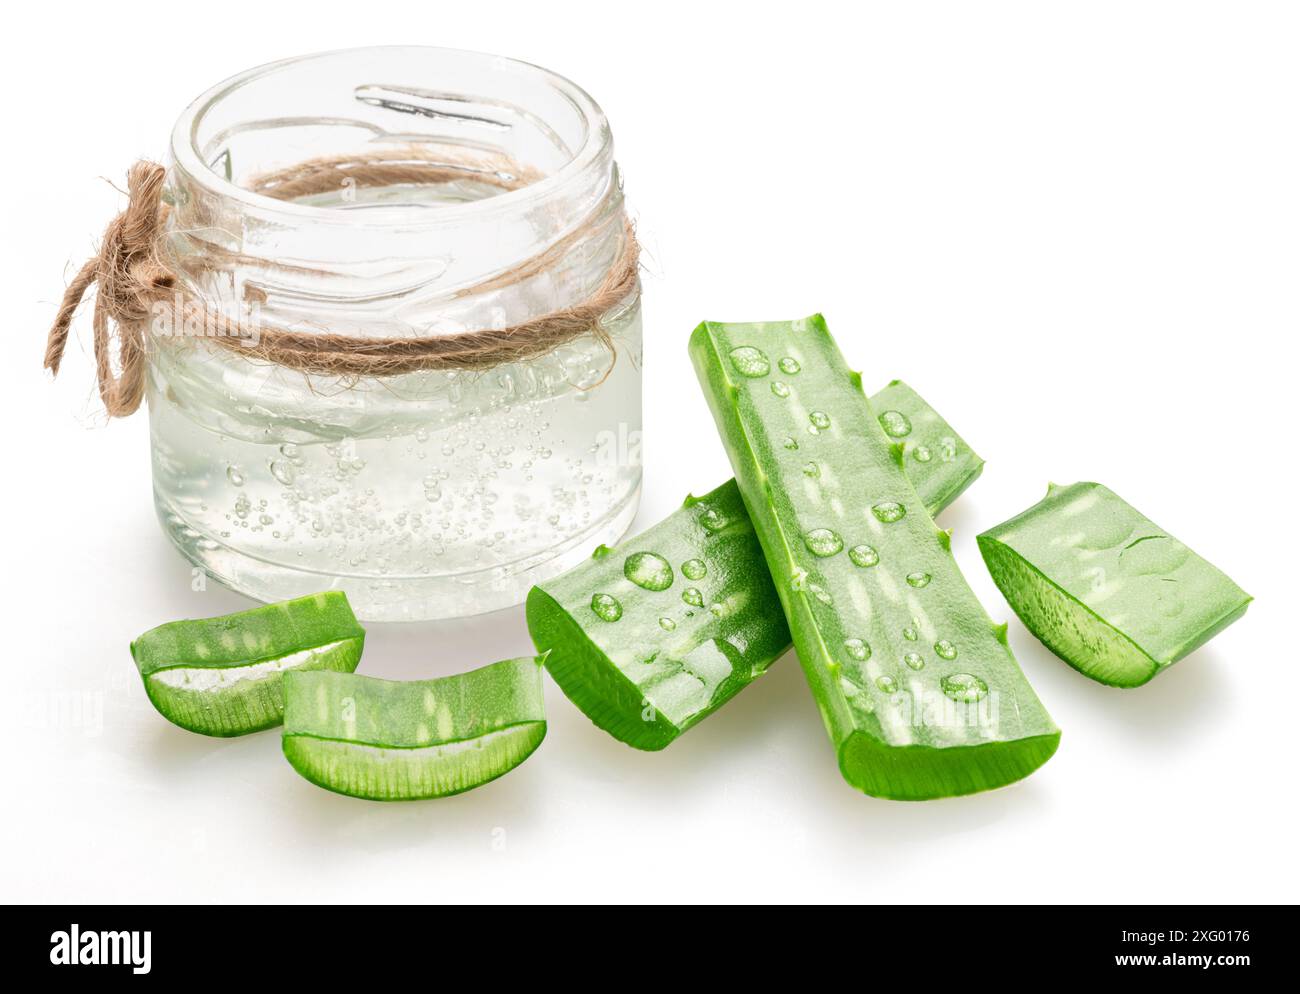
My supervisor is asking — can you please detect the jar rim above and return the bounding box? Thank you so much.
[170,45,613,229]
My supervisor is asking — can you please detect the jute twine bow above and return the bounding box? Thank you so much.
[44,154,639,417]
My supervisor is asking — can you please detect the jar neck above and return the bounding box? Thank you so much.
[163,47,621,339]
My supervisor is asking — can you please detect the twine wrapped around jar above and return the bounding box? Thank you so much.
[44,153,640,417]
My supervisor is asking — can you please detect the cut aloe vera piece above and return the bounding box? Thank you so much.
[281,658,546,801]
[528,480,785,750]
[528,381,979,750]
[978,482,1251,687]
[871,379,983,513]
[690,314,1059,799]
[131,592,365,737]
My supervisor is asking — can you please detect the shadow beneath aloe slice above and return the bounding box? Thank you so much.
[1007,617,1230,748]
[544,646,1046,838]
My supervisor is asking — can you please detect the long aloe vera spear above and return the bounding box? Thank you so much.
[978,482,1251,687]
[281,658,546,801]
[131,592,365,737]
[528,381,980,750]
[689,315,1059,799]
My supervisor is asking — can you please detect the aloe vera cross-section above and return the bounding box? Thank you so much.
[690,315,1059,799]
[978,482,1251,687]
[281,657,546,801]
[527,380,981,750]
[130,591,365,736]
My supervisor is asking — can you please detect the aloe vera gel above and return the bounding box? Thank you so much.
[978,482,1251,687]
[528,382,982,750]
[130,592,365,736]
[690,315,1059,799]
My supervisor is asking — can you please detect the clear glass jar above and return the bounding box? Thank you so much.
[148,47,642,621]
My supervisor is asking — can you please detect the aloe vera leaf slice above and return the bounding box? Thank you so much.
[281,657,546,801]
[871,379,983,513]
[977,482,1252,687]
[527,381,979,751]
[130,591,365,737]
[689,314,1060,799]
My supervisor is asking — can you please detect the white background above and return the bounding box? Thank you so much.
[3,1,1295,903]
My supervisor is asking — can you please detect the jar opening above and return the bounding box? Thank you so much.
[171,46,612,226]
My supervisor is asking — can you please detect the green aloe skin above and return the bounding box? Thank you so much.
[131,591,365,737]
[281,657,546,801]
[978,482,1251,688]
[689,314,1060,800]
[527,380,981,751]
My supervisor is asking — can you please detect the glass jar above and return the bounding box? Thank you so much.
[149,47,642,621]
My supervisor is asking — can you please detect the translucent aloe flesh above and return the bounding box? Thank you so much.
[527,381,981,750]
[689,314,1059,799]
[978,482,1251,687]
[281,657,546,801]
[130,592,365,737]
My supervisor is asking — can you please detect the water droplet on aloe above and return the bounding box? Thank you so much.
[699,507,731,532]
[728,346,771,378]
[658,617,676,631]
[624,551,674,591]
[903,625,918,641]
[935,639,958,660]
[810,584,833,605]
[872,501,906,523]
[848,544,880,567]
[681,558,707,580]
[709,602,725,617]
[803,528,843,557]
[938,437,958,462]
[809,411,831,431]
[682,587,705,607]
[876,675,897,693]
[878,410,912,437]
[782,436,799,450]
[844,638,870,661]
[771,381,790,398]
[778,356,801,375]
[941,672,988,703]
[904,652,925,670]
[802,462,820,478]
[906,571,931,588]
[226,465,245,487]
[913,445,932,463]
[590,593,622,622]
